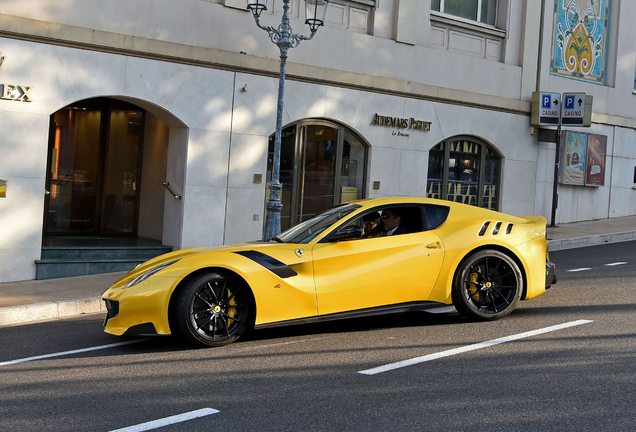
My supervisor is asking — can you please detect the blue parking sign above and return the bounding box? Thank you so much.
[542,95,552,109]
[564,95,575,109]
[533,92,561,126]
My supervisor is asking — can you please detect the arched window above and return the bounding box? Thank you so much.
[266,120,368,231]
[427,137,501,211]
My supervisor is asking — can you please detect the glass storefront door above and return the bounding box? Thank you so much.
[46,108,102,234]
[340,130,365,203]
[45,101,144,235]
[101,110,143,234]
[296,125,338,223]
[266,125,296,232]
[266,120,368,231]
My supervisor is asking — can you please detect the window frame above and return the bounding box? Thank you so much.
[432,0,498,26]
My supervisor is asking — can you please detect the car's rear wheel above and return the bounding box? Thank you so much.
[172,272,253,347]
[452,249,522,321]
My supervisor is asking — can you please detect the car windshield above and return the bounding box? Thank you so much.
[275,204,361,244]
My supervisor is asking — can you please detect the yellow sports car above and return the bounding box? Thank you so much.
[102,197,556,346]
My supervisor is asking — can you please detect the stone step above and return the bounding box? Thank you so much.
[36,241,173,280]
[34,259,145,280]
[40,246,172,260]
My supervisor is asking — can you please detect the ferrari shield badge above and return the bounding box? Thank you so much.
[294,248,304,258]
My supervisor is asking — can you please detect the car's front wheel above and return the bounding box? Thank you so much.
[452,249,523,321]
[172,272,253,347]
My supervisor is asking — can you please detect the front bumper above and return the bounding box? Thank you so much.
[545,261,557,289]
[101,275,177,336]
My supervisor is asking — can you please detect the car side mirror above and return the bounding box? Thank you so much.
[329,226,362,242]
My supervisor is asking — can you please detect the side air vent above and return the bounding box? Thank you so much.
[506,223,514,234]
[492,221,502,235]
[478,221,491,236]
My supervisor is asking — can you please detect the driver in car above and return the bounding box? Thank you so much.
[381,208,409,236]
[362,211,381,238]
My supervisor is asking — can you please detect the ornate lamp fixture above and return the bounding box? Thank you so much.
[247,0,329,241]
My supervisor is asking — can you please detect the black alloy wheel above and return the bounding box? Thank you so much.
[452,249,523,321]
[173,272,253,347]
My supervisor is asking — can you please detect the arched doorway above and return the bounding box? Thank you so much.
[38,97,185,279]
[427,137,502,211]
[44,98,149,235]
[266,119,369,231]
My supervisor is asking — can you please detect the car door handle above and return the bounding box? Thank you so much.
[426,242,441,249]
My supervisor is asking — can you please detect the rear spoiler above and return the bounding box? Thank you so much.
[519,215,547,225]
[517,215,548,240]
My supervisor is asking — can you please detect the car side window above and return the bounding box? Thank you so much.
[328,212,376,242]
[325,205,427,242]
[388,206,424,235]
[424,204,450,230]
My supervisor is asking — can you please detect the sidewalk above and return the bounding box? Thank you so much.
[1,215,635,327]
[546,214,636,251]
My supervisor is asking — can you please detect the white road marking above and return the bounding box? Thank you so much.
[0,340,145,367]
[605,262,627,266]
[109,408,219,432]
[567,268,592,272]
[358,319,593,376]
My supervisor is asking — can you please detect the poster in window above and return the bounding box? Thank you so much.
[560,130,587,185]
[585,134,607,186]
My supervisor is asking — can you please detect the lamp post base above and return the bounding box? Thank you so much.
[262,201,283,241]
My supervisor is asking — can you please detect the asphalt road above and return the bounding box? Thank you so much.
[1,241,634,432]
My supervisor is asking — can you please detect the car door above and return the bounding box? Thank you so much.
[311,224,444,316]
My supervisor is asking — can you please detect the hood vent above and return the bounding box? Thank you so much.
[479,221,514,236]
[478,221,491,236]
[492,221,502,235]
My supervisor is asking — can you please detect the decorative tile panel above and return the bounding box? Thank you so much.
[550,0,610,85]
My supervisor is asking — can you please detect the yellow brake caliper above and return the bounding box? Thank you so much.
[226,288,237,326]
[468,268,481,302]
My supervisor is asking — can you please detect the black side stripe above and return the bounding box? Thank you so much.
[234,250,298,278]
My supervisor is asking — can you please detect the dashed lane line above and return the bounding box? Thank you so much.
[109,408,220,432]
[567,262,629,271]
[358,319,594,376]
[0,339,146,367]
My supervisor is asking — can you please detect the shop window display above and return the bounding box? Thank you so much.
[427,137,501,211]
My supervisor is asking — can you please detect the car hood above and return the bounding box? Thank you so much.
[125,240,306,278]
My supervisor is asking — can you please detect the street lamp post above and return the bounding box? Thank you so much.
[247,0,329,241]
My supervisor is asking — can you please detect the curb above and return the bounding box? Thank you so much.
[0,297,104,327]
[549,231,636,251]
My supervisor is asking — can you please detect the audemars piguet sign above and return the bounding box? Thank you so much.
[371,113,431,136]
[0,52,34,102]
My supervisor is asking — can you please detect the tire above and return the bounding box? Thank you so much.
[172,272,253,347]
[452,249,523,321]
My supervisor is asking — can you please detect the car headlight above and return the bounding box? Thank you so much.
[124,259,181,289]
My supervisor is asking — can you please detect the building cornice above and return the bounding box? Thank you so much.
[11,13,636,124]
